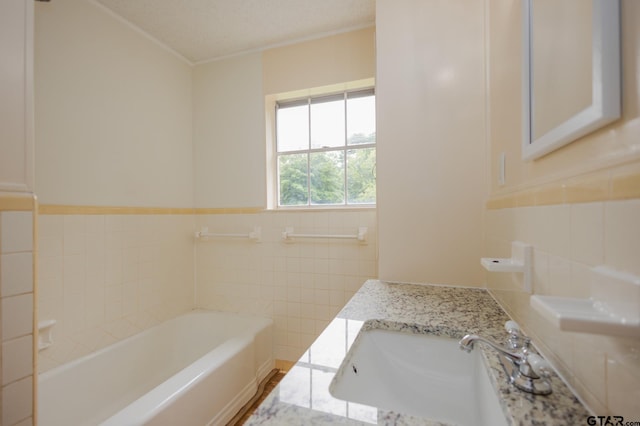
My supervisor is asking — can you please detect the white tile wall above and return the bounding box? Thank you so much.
[485,200,640,418]
[1,253,33,296]
[195,210,378,361]
[37,209,377,371]
[0,210,35,426]
[37,214,195,372]
[1,294,33,340]
[1,212,33,253]
[2,335,33,385]
[2,376,32,426]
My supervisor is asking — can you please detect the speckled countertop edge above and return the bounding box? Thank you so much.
[245,280,591,425]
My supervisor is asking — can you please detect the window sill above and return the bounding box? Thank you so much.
[266,205,376,213]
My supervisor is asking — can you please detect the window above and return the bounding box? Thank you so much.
[275,89,376,207]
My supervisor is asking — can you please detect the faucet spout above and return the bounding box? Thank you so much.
[459,334,523,361]
[458,326,553,395]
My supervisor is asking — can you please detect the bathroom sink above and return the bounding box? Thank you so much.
[329,328,508,426]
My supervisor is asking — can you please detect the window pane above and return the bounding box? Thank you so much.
[347,148,376,204]
[347,94,376,145]
[279,154,308,206]
[277,104,308,152]
[310,151,344,205]
[311,98,345,149]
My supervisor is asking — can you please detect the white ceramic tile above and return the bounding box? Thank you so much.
[314,289,330,305]
[300,287,315,304]
[63,292,85,334]
[0,211,33,254]
[2,294,33,340]
[538,205,571,257]
[548,255,572,297]
[345,276,365,292]
[531,249,549,295]
[512,206,533,243]
[606,354,640,418]
[0,252,33,297]
[604,200,640,276]
[359,260,377,277]
[569,262,593,300]
[38,256,63,282]
[37,215,63,239]
[84,215,105,235]
[328,259,344,275]
[63,254,85,295]
[570,202,604,265]
[63,232,85,256]
[38,237,63,259]
[13,416,33,426]
[63,215,85,236]
[2,376,32,425]
[287,317,301,333]
[329,290,344,306]
[571,333,606,410]
[85,285,105,329]
[2,335,33,385]
[287,302,301,317]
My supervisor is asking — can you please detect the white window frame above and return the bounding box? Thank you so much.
[271,88,376,209]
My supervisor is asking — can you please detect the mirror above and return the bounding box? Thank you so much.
[522,0,621,160]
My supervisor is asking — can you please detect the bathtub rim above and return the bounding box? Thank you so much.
[38,308,274,426]
[38,308,272,381]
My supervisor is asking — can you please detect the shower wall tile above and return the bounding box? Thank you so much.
[195,209,378,362]
[37,214,195,373]
[37,209,376,371]
[0,253,33,297]
[2,335,33,385]
[1,294,33,341]
[485,199,640,418]
[0,205,36,426]
[1,212,33,254]
[2,376,32,426]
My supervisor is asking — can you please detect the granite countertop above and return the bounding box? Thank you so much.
[245,280,591,425]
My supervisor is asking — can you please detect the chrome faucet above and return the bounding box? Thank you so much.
[459,321,552,395]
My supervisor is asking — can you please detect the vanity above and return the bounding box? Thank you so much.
[245,280,591,425]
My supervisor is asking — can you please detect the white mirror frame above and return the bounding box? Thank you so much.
[522,0,621,161]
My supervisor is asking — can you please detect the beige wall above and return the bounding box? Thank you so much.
[486,0,640,417]
[192,28,376,210]
[375,0,487,286]
[35,0,194,208]
[262,27,375,96]
[193,53,265,208]
[0,0,34,193]
[488,0,640,194]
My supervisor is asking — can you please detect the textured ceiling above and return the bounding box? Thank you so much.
[94,0,376,63]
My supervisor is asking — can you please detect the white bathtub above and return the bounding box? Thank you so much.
[38,310,273,426]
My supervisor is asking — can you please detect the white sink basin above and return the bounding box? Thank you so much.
[329,328,508,426]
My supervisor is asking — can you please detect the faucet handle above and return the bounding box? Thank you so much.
[504,320,520,334]
[505,320,523,349]
[527,353,552,378]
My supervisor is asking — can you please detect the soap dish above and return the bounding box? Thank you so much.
[530,296,640,337]
[530,266,640,337]
[481,241,532,292]
[481,258,525,273]
[38,319,56,351]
